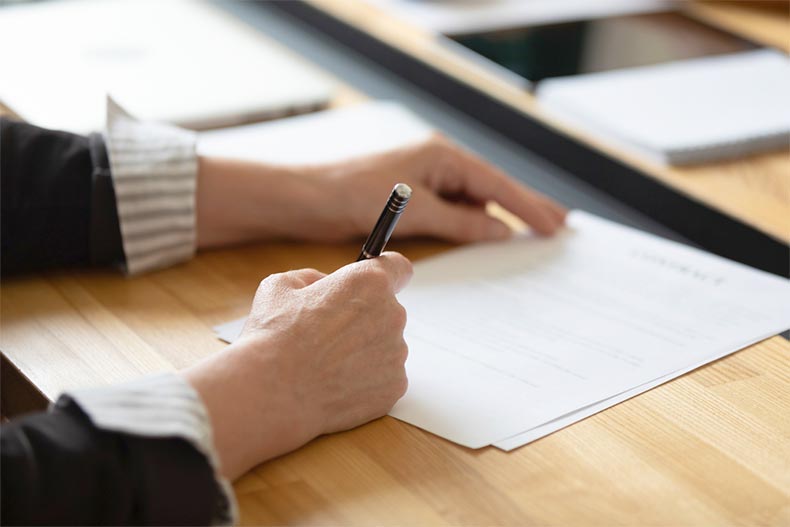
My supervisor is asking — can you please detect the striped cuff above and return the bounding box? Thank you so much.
[104,97,197,275]
[62,373,238,526]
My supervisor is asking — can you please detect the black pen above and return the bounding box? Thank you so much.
[357,183,412,261]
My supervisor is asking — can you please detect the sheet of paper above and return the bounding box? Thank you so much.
[391,211,790,448]
[197,101,432,165]
[214,318,246,344]
[365,0,670,35]
[215,211,790,449]
[492,337,766,450]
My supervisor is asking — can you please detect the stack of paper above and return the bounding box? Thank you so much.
[216,211,790,450]
[537,49,790,165]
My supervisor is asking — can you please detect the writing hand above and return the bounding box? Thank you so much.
[182,252,412,480]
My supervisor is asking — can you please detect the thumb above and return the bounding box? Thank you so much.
[428,199,512,243]
[335,251,414,293]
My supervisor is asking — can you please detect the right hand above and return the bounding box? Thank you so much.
[182,252,413,480]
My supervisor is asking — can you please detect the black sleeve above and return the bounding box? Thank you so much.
[1,397,220,526]
[0,118,123,277]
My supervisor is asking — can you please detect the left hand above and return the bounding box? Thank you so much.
[195,134,566,248]
[325,134,567,242]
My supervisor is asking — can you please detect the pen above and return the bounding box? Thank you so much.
[357,183,412,261]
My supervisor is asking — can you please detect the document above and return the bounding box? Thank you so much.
[216,211,790,449]
[392,211,790,448]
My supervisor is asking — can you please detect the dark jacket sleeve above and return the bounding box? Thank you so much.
[1,397,220,526]
[0,118,123,277]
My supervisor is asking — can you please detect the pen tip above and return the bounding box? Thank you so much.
[393,183,412,200]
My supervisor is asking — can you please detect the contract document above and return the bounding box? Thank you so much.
[216,211,790,450]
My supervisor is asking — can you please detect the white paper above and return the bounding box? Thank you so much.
[198,102,433,165]
[492,340,749,450]
[215,210,790,450]
[214,318,246,344]
[365,0,670,35]
[391,211,790,448]
[537,49,790,164]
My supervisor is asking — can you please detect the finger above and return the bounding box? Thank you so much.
[424,194,512,243]
[435,143,567,235]
[361,251,414,293]
[460,154,563,235]
[531,190,568,225]
[284,268,326,288]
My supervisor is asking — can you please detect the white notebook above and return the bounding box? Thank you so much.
[0,0,334,134]
[537,49,790,165]
[197,101,433,165]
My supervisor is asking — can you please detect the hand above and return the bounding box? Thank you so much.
[327,135,567,242]
[182,252,413,480]
[195,135,566,248]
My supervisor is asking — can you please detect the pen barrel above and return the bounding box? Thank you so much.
[357,185,410,261]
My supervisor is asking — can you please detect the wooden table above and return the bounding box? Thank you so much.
[2,2,789,525]
[3,237,789,525]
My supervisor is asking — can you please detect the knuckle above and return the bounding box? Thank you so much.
[389,252,413,275]
[364,266,391,289]
[303,268,323,278]
[293,268,325,287]
[425,132,450,153]
[454,219,485,242]
[258,272,282,290]
[280,271,304,287]
[404,258,414,278]
[392,303,408,330]
[395,371,409,399]
[397,339,409,364]
[468,221,489,240]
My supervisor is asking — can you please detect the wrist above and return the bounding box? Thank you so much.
[182,337,321,480]
[318,158,389,239]
[196,156,359,247]
[284,165,359,241]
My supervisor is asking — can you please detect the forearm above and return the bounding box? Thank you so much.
[181,339,316,481]
[195,156,355,248]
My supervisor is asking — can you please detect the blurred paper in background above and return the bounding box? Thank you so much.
[0,0,334,133]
